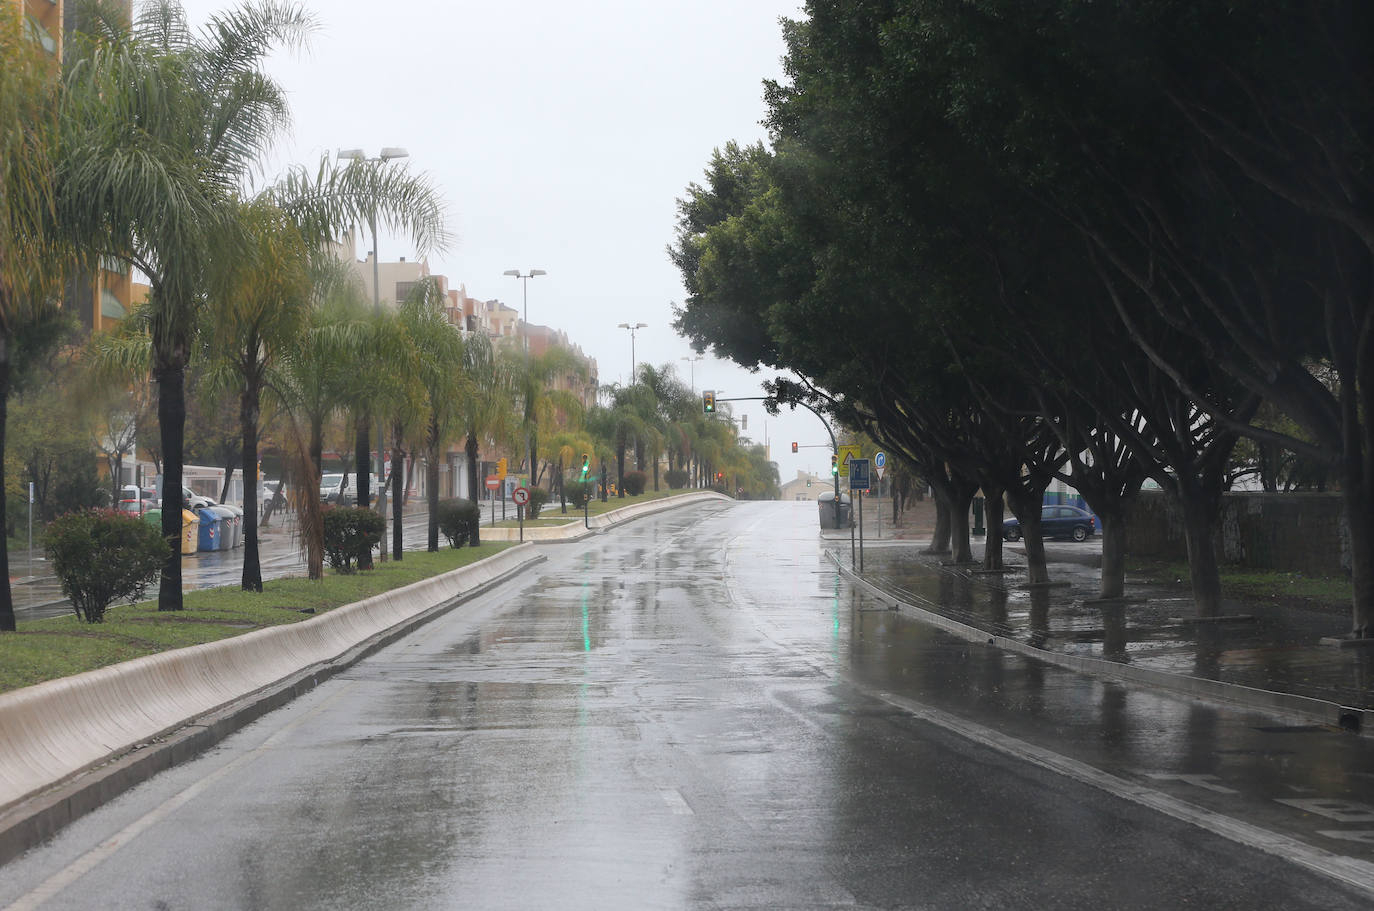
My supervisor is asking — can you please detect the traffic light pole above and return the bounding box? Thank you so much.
[712,395,841,528]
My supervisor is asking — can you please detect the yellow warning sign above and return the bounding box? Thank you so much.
[836,444,862,477]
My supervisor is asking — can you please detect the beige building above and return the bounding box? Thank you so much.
[780,470,828,502]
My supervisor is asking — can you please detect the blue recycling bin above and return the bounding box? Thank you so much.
[197,506,222,552]
[210,505,235,551]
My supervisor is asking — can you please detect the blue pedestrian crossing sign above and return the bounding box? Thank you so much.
[874,451,887,479]
[848,458,871,491]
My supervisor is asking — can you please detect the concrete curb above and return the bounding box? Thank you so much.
[0,543,543,866]
[829,553,1370,737]
[479,491,731,542]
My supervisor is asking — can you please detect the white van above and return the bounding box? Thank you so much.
[319,472,379,505]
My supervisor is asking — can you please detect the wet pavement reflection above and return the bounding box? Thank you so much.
[3,501,1372,909]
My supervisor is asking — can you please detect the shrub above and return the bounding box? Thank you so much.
[436,498,481,548]
[623,470,647,496]
[564,480,593,509]
[664,468,688,490]
[527,486,550,519]
[45,510,171,623]
[322,506,384,572]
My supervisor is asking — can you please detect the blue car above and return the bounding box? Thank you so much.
[1003,505,1096,542]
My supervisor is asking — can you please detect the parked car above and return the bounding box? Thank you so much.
[182,486,216,510]
[117,485,160,515]
[320,472,378,505]
[259,480,283,513]
[1003,505,1096,542]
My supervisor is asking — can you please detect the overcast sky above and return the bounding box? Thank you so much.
[176,0,827,485]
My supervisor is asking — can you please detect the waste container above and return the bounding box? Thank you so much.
[817,491,853,529]
[142,507,161,529]
[197,506,222,552]
[211,505,235,551]
[221,504,243,548]
[180,509,199,555]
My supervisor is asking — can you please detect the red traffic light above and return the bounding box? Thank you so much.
[791,442,798,453]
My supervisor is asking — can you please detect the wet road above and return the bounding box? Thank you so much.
[3,501,1373,909]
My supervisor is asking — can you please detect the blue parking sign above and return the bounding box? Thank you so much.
[848,458,871,491]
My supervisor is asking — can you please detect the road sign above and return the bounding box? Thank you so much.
[512,486,530,506]
[849,458,871,491]
[836,444,862,477]
[874,451,887,479]
[484,475,500,491]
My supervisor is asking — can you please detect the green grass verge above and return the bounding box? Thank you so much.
[0,543,513,695]
[1131,558,1353,612]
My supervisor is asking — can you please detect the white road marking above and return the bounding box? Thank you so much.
[1277,799,1374,824]
[6,684,358,911]
[1320,831,1374,846]
[1142,772,1240,794]
[659,789,694,816]
[867,686,1374,899]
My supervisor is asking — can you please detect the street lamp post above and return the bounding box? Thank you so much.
[680,355,702,393]
[337,146,408,563]
[504,269,546,483]
[618,322,647,383]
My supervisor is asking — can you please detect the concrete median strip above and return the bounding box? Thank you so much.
[480,490,730,541]
[0,543,543,865]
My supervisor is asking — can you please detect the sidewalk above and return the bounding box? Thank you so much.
[828,495,1374,730]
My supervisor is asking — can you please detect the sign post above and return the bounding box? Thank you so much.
[485,475,500,526]
[849,459,871,572]
[874,452,887,540]
[512,486,530,542]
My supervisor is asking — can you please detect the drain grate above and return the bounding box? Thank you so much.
[1252,724,1330,734]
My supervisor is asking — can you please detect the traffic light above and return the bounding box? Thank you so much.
[791,442,798,453]
[830,454,838,476]
[580,453,590,477]
[702,390,715,414]
[497,457,508,479]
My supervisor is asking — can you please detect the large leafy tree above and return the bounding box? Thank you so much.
[60,0,315,611]
[0,5,72,630]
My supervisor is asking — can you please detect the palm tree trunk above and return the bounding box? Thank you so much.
[156,362,187,611]
[355,412,372,570]
[240,373,262,592]
[466,432,481,547]
[0,337,14,632]
[391,424,405,560]
[426,441,440,552]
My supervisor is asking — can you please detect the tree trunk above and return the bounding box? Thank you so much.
[0,339,13,632]
[1006,489,1050,585]
[1345,482,1373,638]
[1098,508,1128,600]
[981,486,1005,572]
[927,491,951,555]
[156,362,187,611]
[240,374,262,592]
[466,433,481,547]
[949,488,975,564]
[355,411,372,570]
[427,417,440,552]
[391,430,405,561]
[616,446,626,497]
[1179,494,1223,618]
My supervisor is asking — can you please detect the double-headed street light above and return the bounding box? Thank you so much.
[337,147,409,311]
[337,146,408,558]
[618,322,647,383]
[680,354,702,393]
[504,269,546,479]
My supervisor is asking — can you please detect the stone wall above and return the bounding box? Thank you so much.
[1124,490,1349,576]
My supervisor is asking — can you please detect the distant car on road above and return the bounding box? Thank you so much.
[182,486,216,510]
[117,485,159,515]
[320,472,378,505]
[1003,504,1096,542]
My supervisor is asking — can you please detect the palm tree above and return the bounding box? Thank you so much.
[505,345,589,490]
[398,281,467,552]
[458,334,514,546]
[60,1,316,610]
[0,7,70,631]
[202,199,311,590]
